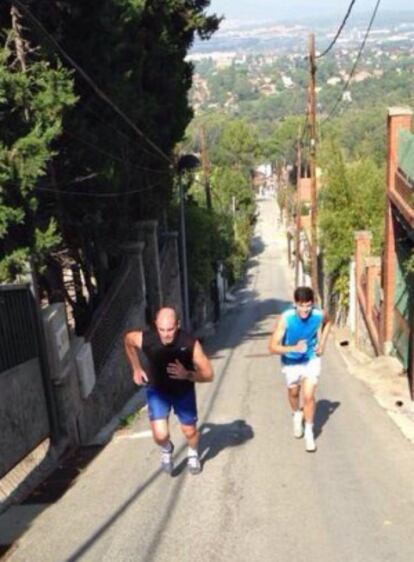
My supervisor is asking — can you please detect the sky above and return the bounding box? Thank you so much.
[207,0,414,22]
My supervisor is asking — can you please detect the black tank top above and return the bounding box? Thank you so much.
[142,328,196,394]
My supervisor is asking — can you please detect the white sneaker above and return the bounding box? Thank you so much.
[293,410,304,438]
[160,442,174,474]
[305,430,316,452]
[187,455,201,475]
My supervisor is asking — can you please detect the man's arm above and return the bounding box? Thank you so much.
[123,330,148,385]
[315,310,331,356]
[268,316,307,355]
[167,340,214,383]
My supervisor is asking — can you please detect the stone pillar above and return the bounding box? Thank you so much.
[387,107,412,193]
[348,259,356,333]
[365,257,381,319]
[123,241,146,306]
[42,303,81,446]
[383,107,412,354]
[159,232,183,321]
[134,221,163,321]
[354,231,372,347]
[354,231,372,287]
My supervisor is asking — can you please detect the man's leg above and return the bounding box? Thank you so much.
[288,382,304,439]
[180,423,199,450]
[149,418,175,473]
[302,377,317,452]
[288,384,300,412]
[174,389,201,474]
[181,424,201,474]
[150,418,170,448]
[302,378,317,424]
[147,388,174,473]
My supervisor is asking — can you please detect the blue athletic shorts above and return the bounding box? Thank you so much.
[146,386,198,426]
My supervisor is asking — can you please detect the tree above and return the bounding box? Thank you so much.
[0,0,220,332]
[214,119,259,171]
[318,141,385,303]
[0,5,76,282]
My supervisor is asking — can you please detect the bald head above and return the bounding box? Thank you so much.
[155,307,179,344]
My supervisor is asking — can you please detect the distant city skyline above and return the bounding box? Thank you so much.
[208,0,414,23]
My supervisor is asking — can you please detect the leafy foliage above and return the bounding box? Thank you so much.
[318,141,385,298]
[0,1,220,332]
[0,30,76,281]
[183,117,258,292]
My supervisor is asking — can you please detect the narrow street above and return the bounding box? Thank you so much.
[7,199,414,562]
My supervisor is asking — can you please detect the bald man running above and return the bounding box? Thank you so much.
[124,307,214,475]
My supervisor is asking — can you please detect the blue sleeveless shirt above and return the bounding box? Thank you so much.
[281,307,324,365]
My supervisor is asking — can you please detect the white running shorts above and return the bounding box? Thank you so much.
[281,357,321,388]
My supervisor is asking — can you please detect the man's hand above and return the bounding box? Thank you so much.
[167,359,191,381]
[133,369,148,386]
[295,339,308,353]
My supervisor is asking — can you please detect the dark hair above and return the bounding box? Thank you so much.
[294,286,314,303]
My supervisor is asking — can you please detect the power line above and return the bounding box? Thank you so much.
[74,98,169,164]
[321,0,382,125]
[316,0,358,59]
[14,0,173,166]
[62,129,171,176]
[34,179,166,198]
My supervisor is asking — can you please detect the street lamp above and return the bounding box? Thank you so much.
[177,154,200,331]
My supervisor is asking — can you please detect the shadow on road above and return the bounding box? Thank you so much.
[171,419,254,476]
[314,399,341,439]
[5,202,290,561]
[250,235,266,257]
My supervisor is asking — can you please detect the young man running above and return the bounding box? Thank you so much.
[269,287,331,452]
[124,307,214,474]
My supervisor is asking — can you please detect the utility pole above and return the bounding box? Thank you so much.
[199,127,220,321]
[177,153,201,331]
[295,135,302,287]
[178,175,191,331]
[200,125,212,211]
[308,33,319,301]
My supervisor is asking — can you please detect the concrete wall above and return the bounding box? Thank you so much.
[68,246,147,444]
[0,227,182,503]
[0,359,49,478]
[75,303,146,444]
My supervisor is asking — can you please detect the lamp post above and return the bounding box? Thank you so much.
[177,154,200,331]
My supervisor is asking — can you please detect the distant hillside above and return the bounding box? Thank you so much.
[192,10,414,54]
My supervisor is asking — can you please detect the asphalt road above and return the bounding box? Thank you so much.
[8,199,414,562]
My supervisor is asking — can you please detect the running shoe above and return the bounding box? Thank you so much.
[293,410,304,439]
[160,442,174,474]
[305,430,316,452]
[187,455,201,475]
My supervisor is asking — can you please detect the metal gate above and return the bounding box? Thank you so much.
[393,225,414,398]
[0,285,58,478]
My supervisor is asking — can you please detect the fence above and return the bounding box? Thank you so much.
[0,285,52,478]
[0,285,39,373]
[85,257,144,375]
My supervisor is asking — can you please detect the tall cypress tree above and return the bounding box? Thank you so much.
[0,1,219,332]
[0,2,76,282]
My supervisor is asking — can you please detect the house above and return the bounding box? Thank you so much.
[352,106,414,398]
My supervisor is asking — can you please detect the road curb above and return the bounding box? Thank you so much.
[333,333,414,445]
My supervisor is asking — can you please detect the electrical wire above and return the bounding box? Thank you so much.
[14,0,173,166]
[62,129,171,176]
[74,98,169,163]
[321,0,382,125]
[316,0,358,59]
[33,179,167,198]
